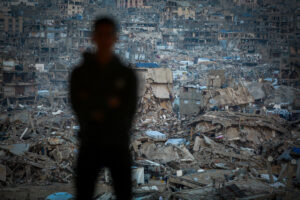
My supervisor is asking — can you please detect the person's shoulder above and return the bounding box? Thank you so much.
[71,52,93,75]
[123,64,136,74]
[114,56,135,74]
[71,64,84,78]
[123,65,137,80]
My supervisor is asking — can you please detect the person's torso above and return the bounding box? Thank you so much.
[76,58,132,144]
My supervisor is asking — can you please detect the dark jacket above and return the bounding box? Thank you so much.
[70,52,138,146]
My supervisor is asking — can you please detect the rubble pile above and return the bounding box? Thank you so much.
[0,105,77,186]
[135,67,182,136]
[137,80,172,114]
[189,111,289,146]
[130,110,300,199]
[0,85,299,199]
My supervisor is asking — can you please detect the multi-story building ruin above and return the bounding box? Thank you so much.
[0,60,37,104]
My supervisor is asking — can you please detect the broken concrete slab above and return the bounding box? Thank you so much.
[0,143,30,156]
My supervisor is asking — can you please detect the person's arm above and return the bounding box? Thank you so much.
[70,67,80,115]
[120,69,138,125]
[70,67,89,123]
[127,70,138,120]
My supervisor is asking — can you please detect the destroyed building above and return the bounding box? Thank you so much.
[179,86,202,116]
[280,56,300,87]
[163,1,196,20]
[58,0,85,18]
[180,84,255,116]
[0,60,37,104]
[49,62,69,90]
[135,65,174,113]
[207,69,226,88]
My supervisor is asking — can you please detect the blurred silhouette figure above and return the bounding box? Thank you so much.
[70,17,137,200]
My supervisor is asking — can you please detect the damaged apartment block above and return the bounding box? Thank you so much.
[0,60,37,105]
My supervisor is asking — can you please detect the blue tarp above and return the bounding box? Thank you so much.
[47,27,66,31]
[136,63,159,68]
[45,192,74,200]
[220,29,241,33]
[264,78,273,82]
[292,147,300,155]
[76,15,83,20]
[267,108,291,120]
[264,78,278,86]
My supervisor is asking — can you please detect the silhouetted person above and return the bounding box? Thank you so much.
[70,17,137,200]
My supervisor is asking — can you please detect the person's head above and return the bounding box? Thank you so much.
[92,17,118,54]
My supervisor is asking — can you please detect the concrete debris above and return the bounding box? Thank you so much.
[201,86,255,109]
[95,193,113,200]
[0,103,77,185]
[0,143,30,156]
[129,106,299,199]
[165,138,186,146]
[145,130,166,140]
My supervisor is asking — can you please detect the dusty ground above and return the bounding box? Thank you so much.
[0,179,167,200]
[0,182,112,200]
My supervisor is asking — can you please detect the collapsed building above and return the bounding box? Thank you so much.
[180,84,254,116]
[135,65,174,114]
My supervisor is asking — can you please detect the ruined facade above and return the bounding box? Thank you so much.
[179,86,202,116]
[116,0,144,9]
[0,60,37,103]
